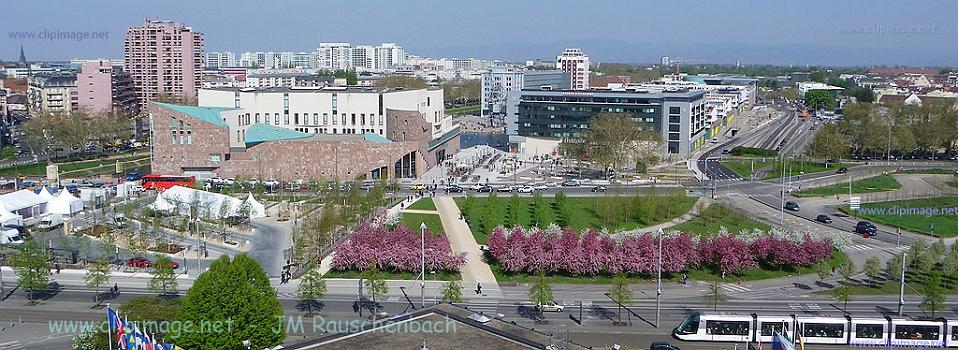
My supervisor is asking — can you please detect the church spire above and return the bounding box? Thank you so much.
[18,45,27,67]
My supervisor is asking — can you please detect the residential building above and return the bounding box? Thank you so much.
[124,19,204,107]
[796,82,844,97]
[480,68,569,117]
[149,86,459,180]
[316,43,353,70]
[351,45,375,71]
[245,71,333,88]
[508,88,707,155]
[27,73,78,115]
[556,48,590,90]
[205,52,236,68]
[375,43,405,70]
[2,65,70,79]
[76,60,139,116]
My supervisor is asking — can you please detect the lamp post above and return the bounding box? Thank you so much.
[420,222,426,309]
[655,228,663,328]
[898,252,906,316]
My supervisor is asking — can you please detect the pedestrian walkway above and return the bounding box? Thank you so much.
[619,197,710,234]
[432,196,501,297]
[400,209,439,215]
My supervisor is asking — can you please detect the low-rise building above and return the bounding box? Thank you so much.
[796,82,844,97]
[480,68,570,117]
[148,86,459,180]
[76,60,139,117]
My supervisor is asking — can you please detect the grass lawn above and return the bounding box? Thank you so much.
[720,158,848,180]
[398,213,445,235]
[792,175,901,197]
[406,198,437,211]
[445,104,480,115]
[456,193,697,244]
[669,204,772,235]
[0,153,150,177]
[838,197,958,238]
[900,168,958,175]
[815,267,958,296]
[324,268,461,281]
[490,251,849,285]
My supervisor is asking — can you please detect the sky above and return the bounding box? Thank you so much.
[3,0,957,67]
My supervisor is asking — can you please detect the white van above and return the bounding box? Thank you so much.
[38,213,64,231]
[1,228,24,245]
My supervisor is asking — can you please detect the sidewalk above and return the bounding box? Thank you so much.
[617,197,710,235]
[432,196,500,296]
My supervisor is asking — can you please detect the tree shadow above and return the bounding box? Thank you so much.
[34,282,62,301]
[296,300,326,314]
[793,282,812,290]
[517,305,542,322]
[590,304,617,322]
[815,281,834,289]
[875,305,897,316]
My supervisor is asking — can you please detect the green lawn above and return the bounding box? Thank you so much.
[839,197,958,238]
[792,175,901,197]
[0,153,150,177]
[720,158,848,180]
[669,204,772,235]
[406,198,437,211]
[816,267,958,296]
[445,104,480,115]
[398,213,445,235]
[324,269,461,281]
[456,193,697,244]
[900,168,958,175]
[491,251,849,285]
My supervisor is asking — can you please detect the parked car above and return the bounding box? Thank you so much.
[561,179,581,187]
[263,179,280,189]
[477,185,493,193]
[815,214,832,224]
[545,181,560,188]
[836,167,848,174]
[590,185,607,193]
[410,183,427,191]
[536,301,564,312]
[444,185,464,193]
[469,183,485,191]
[533,183,548,191]
[125,171,142,181]
[127,257,152,268]
[516,186,535,194]
[855,221,878,235]
[496,185,514,193]
[784,201,800,211]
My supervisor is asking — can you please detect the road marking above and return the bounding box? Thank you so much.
[720,283,751,293]
[845,244,872,251]
[789,303,803,310]
[806,303,821,310]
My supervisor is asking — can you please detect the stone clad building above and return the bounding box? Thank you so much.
[148,86,460,181]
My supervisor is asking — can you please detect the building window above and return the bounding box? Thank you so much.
[669,116,680,124]
[361,113,365,125]
[324,113,329,125]
[351,113,356,125]
[284,113,290,125]
[331,113,336,125]
[669,107,681,114]
[342,114,346,125]
[668,133,680,141]
[274,113,280,125]
[313,113,318,125]
[294,113,299,125]
[255,113,260,123]
[379,115,384,126]
[211,154,221,163]
[669,125,680,132]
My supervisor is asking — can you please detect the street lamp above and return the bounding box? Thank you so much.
[655,228,663,328]
[898,252,907,316]
[420,222,426,309]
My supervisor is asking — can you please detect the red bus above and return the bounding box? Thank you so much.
[142,174,195,191]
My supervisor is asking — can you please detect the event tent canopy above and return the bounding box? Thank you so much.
[46,190,84,216]
[0,189,47,213]
[150,186,266,219]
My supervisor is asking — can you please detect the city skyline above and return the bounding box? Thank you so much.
[2,0,955,66]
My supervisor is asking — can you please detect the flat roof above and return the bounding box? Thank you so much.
[519,88,705,99]
[204,86,434,94]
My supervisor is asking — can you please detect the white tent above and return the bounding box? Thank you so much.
[243,192,267,219]
[46,191,84,216]
[150,186,259,220]
[0,189,47,217]
[37,187,55,202]
[0,208,23,227]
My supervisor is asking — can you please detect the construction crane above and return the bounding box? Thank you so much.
[669,57,707,75]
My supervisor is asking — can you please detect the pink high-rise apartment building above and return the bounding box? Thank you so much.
[77,60,139,117]
[124,19,203,108]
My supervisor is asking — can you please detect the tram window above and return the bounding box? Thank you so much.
[761,322,786,336]
[953,326,958,340]
[855,324,883,339]
[803,323,844,338]
[676,314,700,334]
[895,325,939,340]
[706,320,749,336]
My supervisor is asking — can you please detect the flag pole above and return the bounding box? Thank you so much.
[106,304,113,350]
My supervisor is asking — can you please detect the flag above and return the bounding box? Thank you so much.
[771,331,795,350]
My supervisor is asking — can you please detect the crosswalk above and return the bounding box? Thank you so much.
[0,340,25,350]
[845,244,873,251]
[720,283,752,293]
[464,299,500,316]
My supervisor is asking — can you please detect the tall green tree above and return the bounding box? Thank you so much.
[839,260,857,280]
[887,254,904,282]
[607,274,633,325]
[581,113,661,177]
[148,256,178,295]
[298,265,327,316]
[362,268,389,319]
[528,271,553,318]
[830,284,852,313]
[85,256,111,306]
[11,241,49,303]
[807,123,849,161]
[921,270,945,317]
[804,90,836,110]
[175,254,285,349]
[864,257,881,287]
[439,280,463,304]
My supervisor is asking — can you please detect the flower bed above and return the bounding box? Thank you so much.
[331,222,465,273]
[486,226,833,275]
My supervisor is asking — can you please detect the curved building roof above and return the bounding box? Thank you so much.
[153,102,234,128]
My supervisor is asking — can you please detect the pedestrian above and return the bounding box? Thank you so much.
[476,282,482,295]
[55,263,61,274]
[683,274,689,285]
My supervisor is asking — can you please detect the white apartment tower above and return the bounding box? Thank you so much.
[317,43,353,70]
[375,43,405,70]
[556,48,590,90]
[351,45,375,71]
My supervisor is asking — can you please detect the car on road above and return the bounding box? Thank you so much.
[444,185,463,193]
[784,201,800,211]
[496,185,514,193]
[650,342,682,350]
[477,185,493,193]
[533,183,549,191]
[516,185,535,194]
[536,301,564,312]
[815,214,833,224]
[545,181,560,188]
[127,257,151,268]
[469,183,485,191]
[836,167,848,174]
[125,171,142,181]
[590,185,607,192]
[561,179,581,187]
[410,183,427,191]
[263,179,280,189]
[855,221,878,235]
